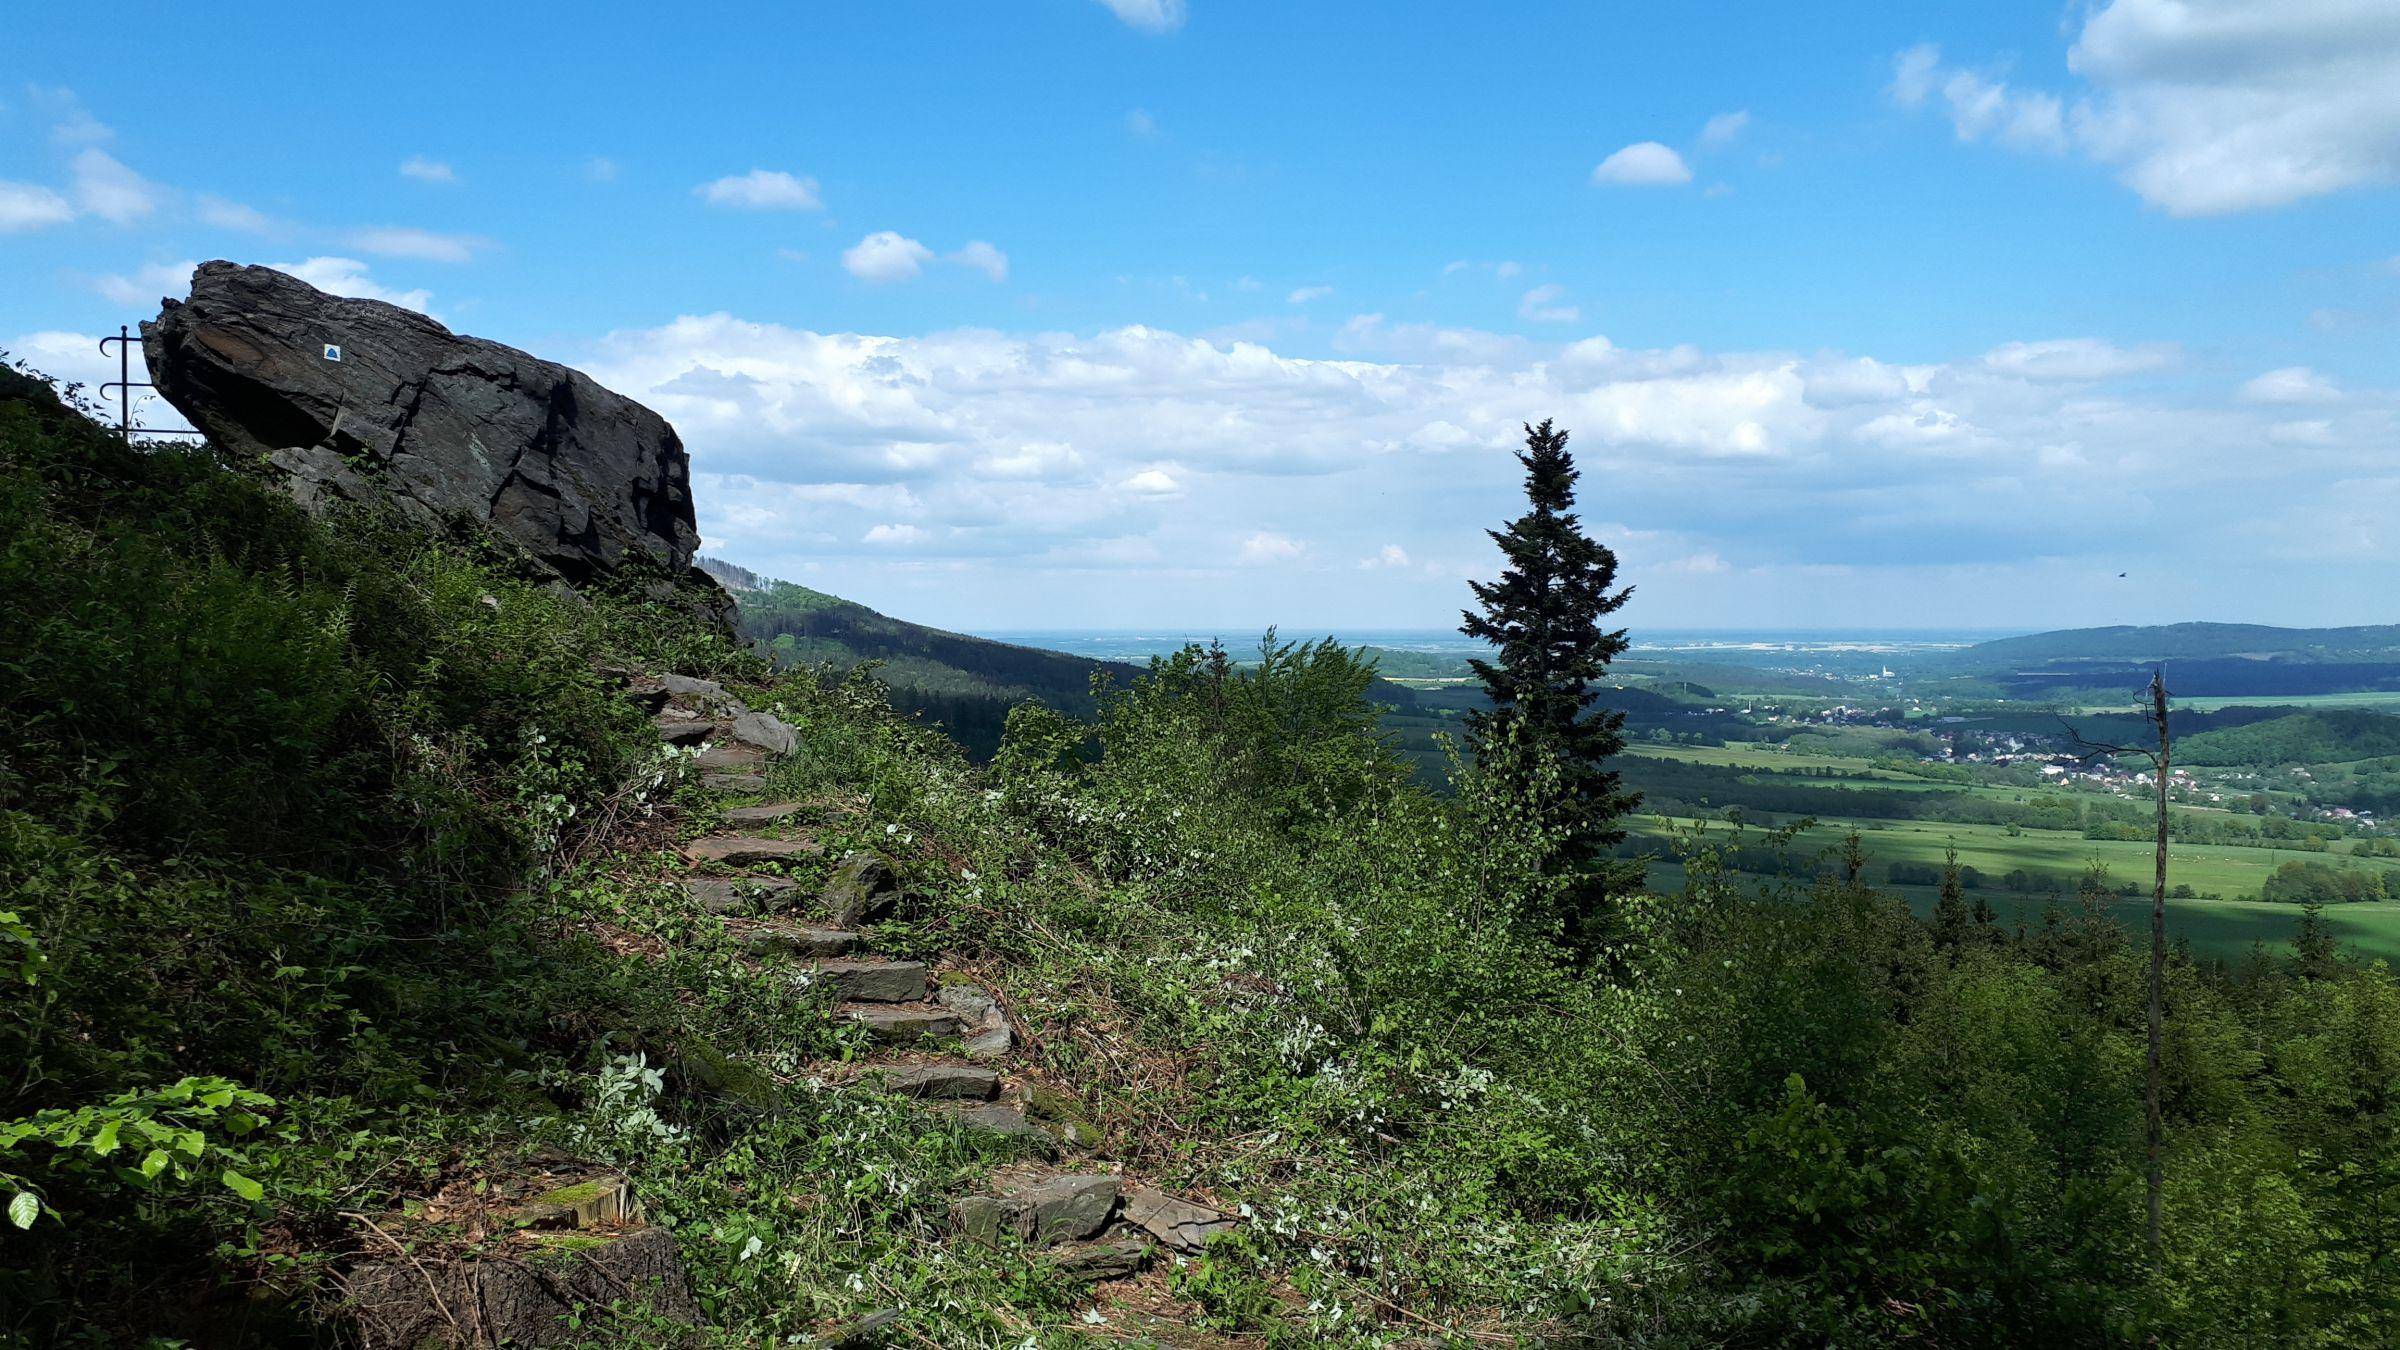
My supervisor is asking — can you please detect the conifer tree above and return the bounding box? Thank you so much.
[1462,419,1638,952]
[1933,843,1974,950]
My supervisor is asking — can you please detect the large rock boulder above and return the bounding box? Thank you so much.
[143,261,725,623]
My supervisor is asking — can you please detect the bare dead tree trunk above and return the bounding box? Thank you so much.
[2145,667,2170,1270]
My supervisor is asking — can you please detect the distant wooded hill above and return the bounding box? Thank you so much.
[1934,622,2400,698]
[703,559,1142,758]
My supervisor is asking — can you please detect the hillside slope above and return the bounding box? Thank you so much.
[1948,621,2400,668]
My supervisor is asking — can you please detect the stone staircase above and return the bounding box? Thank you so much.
[340,669,1237,1345]
[645,673,1240,1294]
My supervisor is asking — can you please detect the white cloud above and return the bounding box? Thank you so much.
[1360,543,1411,569]
[29,87,110,146]
[1095,0,1185,32]
[93,260,197,307]
[267,257,433,313]
[68,149,160,224]
[843,231,935,283]
[1122,467,1184,495]
[695,169,823,211]
[2242,366,2340,403]
[1892,3,2400,215]
[346,226,489,263]
[1125,108,1158,137]
[1287,285,1333,304]
[195,194,274,232]
[1237,532,1304,565]
[1980,337,2176,381]
[584,157,619,183]
[1590,141,1693,187]
[1517,284,1580,324]
[0,181,74,232]
[399,155,458,185]
[949,240,1010,283]
[863,523,928,545]
[1700,110,1751,148]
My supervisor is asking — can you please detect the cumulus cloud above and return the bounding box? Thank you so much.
[843,231,935,283]
[1360,544,1411,569]
[863,523,928,545]
[1287,285,1333,304]
[68,149,160,223]
[93,259,197,306]
[949,240,1010,282]
[1122,467,1184,495]
[1980,337,2176,381]
[2242,366,2340,403]
[695,169,823,211]
[1517,284,1580,324]
[0,181,74,232]
[1892,2,2400,215]
[346,226,489,263]
[1591,141,1693,186]
[267,257,432,313]
[1095,0,1185,32]
[1700,110,1751,148]
[1237,532,1304,565]
[399,155,457,184]
[195,194,275,232]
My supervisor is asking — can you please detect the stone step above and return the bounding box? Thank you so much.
[685,875,801,914]
[701,772,768,794]
[693,742,768,772]
[722,801,810,827]
[867,1064,1000,1101]
[949,1174,1117,1248]
[935,983,1013,1060]
[845,1004,961,1044]
[682,835,822,867]
[808,959,927,1003]
[1120,1185,1240,1254]
[945,1102,1059,1158]
[656,718,718,747]
[729,709,798,754]
[737,922,861,959]
[1050,1237,1153,1282]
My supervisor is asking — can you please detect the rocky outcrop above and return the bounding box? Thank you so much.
[143,261,726,624]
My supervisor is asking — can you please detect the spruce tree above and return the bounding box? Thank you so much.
[1462,419,1638,953]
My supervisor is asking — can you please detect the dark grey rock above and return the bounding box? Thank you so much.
[821,854,902,928]
[682,835,820,866]
[1050,1237,1153,1281]
[950,1104,1059,1158]
[739,923,859,958]
[730,709,798,755]
[342,1227,699,1348]
[806,959,927,1003]
[700,772,769,794]
[144,262,726,627]
[693,742,767,772]
[722,801,809,827]
[684,875,800,914]
[656,718,717,746]
[845,1005,961,1044]
[936,984,1012,1060]
[947,1174,1117,1248]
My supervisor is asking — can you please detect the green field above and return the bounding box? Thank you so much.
[1630,812,2400,961]
[2071,690,2400,715]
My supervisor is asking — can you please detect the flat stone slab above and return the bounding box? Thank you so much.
[950,1103,1059,1157]
[685,875,800,914]
[739,922,859,958]
[682,835,821,866]
[1121,1186,1239,1253]
[937,984,1013,1060]
[701,772,768,793]
[1050,1237,1153,1281]
[694,742,767,771]
[655,718,717,746]
[871,1064,999,1101]
[807,959,927,1003]
[730,709,798,754]
[723,801,810,826]
[845,1005,961,1044]
[949,1174,1118,1247]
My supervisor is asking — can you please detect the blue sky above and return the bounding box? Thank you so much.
[5,1,2397,634]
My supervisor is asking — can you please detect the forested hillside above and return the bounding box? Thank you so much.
[6,366,2399,1345]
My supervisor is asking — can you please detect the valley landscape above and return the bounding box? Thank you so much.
[6,3,2399,1347]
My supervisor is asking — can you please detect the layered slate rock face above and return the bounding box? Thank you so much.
[144,261,725,621]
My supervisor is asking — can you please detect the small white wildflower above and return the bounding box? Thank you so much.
[1081,1309,1106,1324]
[739,1235,763,1261]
